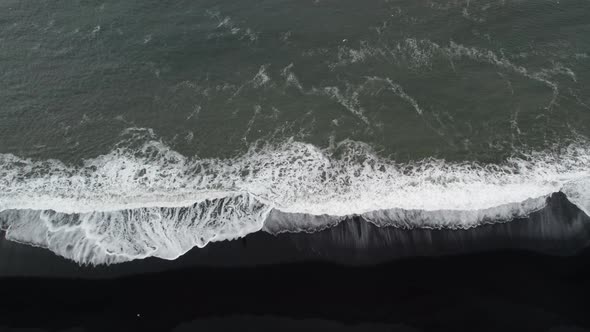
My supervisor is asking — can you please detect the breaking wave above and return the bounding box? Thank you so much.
[1,129,590,264]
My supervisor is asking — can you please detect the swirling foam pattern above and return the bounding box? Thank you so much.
[1,132,589,264]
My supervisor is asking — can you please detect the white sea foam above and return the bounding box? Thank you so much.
[332,38,576,112]
[322,86,371,125]
[561,177,590,217]
[1,194,269,265]
[1,131,590,264]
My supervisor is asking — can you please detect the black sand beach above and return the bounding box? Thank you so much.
[1,193,588,278]
[1,250,589,331]
[1,193,590,331]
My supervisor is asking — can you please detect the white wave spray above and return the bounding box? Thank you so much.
[1,129,590,264]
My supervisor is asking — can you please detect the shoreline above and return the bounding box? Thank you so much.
[1,193,590,330]
[0,192,589,279]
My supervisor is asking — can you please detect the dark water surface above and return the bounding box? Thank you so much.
[2,0,590,160]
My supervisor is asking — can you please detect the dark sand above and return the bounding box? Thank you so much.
[0,193,589,331]
[0,250,589,331]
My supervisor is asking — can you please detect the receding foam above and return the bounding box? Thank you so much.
[1,132,590,265]
[0,194,270,265]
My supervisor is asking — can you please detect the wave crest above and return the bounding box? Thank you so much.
[1,132,590,264]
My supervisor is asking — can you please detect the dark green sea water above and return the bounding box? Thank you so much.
[2,0,589,161]
[1,0,590,265]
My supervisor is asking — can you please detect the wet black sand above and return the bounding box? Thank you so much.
[1,193,589,278]
[1,250,590,331]
[1,193,590,331]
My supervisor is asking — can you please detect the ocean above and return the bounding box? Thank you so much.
[1,1,590,330]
